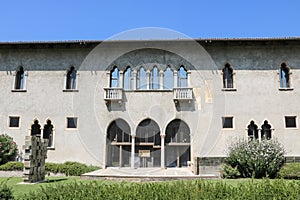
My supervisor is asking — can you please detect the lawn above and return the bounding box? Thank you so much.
[0,176,81,199]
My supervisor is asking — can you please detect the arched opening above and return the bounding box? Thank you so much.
[150,66,160,89]
[247,120,258,140]
[110,66,120,88]
[15,66,25,90]
[43,120,54,147]
[124,66,134,90]
[222,63,234,88]
[177,66,187,87]
[136,119,161,167]
[165,119,190,167]
[66,66,77,90]
[106,119,131,167]
[164,67,174,89]
[31,120,41,136]
[137,67,147,89]
[280,63,290,88]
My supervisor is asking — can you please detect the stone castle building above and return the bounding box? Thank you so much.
[0,38,299,169]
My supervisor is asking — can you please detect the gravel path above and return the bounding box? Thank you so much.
[0,171,66,177]
[0,171,23,177]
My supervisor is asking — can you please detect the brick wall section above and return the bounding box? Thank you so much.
[23,136,48,183]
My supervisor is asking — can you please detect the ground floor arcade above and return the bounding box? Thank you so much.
[106,118,191,168]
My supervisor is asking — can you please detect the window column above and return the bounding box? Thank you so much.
[106,71,110,87]
[159,70,164,90]
[174,71,178,88]
[119,70,124,88]
[133,70,137,90]
[187,70,191,87]
[146,70,150,90]
[160,134,165,168]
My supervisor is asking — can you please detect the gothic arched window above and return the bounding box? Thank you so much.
[66,66,77,90]
[177,66,187,87]
[279,63,291,88]
[110,67,120,88]
[150,67,160,89]
[14,66,26,90]
[222,63,234,89]
[247,120,258,140]
[137,67,147,90]
[164,67,174,89]
[124,67,134,90]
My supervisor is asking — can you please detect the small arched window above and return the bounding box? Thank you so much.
[110,67,120,88]
[261,120,272,140]
[247,120,258,140]
[222,63,234,89]
[31,120,41,136]
[137,67,147,90]
[14,66,26,90]
[66,66,77,90]
[164,67,174,89]
[177,66,187,87]
[124,67,134,90]
[43,120,54,148]
[279,63,291,88]
[150,67,160,89]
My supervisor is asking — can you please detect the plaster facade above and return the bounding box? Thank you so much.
[0,38,299,168]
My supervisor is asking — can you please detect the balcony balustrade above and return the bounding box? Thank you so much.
[173,88,193,103]
[104,88,123,103]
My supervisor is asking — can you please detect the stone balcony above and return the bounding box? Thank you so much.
[104,88,123,104]
[173,88,193,103]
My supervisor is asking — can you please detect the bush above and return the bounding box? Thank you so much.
[0,134,18,165]
[221,164,240,178]
[224,139,285,178]
[277,163,300,179]
[0,180,14,200]
[46,162,100,176]
[0,162,23,171]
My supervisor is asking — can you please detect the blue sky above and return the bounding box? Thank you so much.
[0,0,299,41]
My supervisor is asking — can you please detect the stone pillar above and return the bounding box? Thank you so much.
[131,135,135,168]
[23,135,48,183]
[119,70,124,88]
[174,71,178,88]
[187,70,191,87]
[146,70,150,90]
[106,71,111,87]
[133,70,137,90]
[159,70,164,90]
[160,134,165,168]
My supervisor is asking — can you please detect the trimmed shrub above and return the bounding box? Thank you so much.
[46,162,100,176]
[0,134,18,165]
[277,163,300,179]
[224,139,285,178]
[0,162,23,171]
[0,180,14,200]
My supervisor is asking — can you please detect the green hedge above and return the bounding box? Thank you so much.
[0,162,23,171]
[277,163,300,179]
[0,161,100,176]
[45,162,100,176]
[22,179,300,200]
